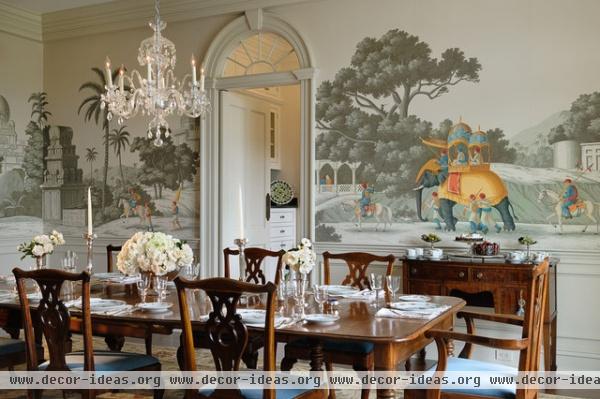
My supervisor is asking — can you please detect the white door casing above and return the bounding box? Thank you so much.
[198,10,316,278]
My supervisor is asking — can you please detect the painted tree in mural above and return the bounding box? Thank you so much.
[109,126,130,183]
[85,147,98,183]
[78,67,119,220]
[316,29,481,196]
[549,92,600,144]
[22,92,51,190]
[130,136,196,199]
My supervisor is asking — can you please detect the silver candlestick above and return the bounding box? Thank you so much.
[234,238,248,281]
[83,233,97,274]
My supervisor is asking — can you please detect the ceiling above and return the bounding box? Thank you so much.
[0,0,117,14]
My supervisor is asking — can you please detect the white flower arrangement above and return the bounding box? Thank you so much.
[116,232,193,276]
[282,238,316,275]
[17,230,65,259]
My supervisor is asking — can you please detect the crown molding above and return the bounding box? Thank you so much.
[42,0,323,42]
[0,2,42,42]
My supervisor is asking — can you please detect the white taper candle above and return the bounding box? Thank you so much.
[87,187,93,236]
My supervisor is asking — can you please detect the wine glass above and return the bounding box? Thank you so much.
[62,253,77,298]
[313,285,328,314]
[386,275,400,303]
[154,275,168,302]
[136,273,150,303]
[369,273,383,308]
[291,279,307,320]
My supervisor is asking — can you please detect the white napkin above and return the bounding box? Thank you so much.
[376,305,450,320]
[0,275,15,283]
[63,297,104,308]
[329,289,376,301]
[91,304,135,316]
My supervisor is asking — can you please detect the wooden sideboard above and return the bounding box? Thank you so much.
[402,257,558,371]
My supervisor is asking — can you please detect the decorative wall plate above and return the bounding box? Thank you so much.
[270,180,294,205]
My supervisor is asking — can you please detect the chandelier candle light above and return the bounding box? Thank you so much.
[101,0,210,146]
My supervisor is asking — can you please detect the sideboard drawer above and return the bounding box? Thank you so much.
[408,264,469,281]
[471,268,529,282]
[270,239,295,251]
[270,224,295,239]
[271,209,296,224]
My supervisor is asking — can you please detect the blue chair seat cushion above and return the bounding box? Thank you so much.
[199,387,314,399]
[286,338,374,354]
[426,357,516,399]
[0,337,26,356]
[39,350,160,371]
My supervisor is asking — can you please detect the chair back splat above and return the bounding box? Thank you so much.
[323,251,395,289]
[13,268,94,372]
[224,247,285,285]
[175,276,277,399]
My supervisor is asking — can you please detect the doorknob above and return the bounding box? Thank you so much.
[266,193,271,221]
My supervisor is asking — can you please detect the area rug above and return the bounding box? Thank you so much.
[0,336,579,399]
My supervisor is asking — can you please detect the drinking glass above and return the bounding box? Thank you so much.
[136,273,150,303]
[62,253,77,298]
[369,273,383,308]
[291,279,307,320]
[154,275,168,302]
[313,284,328,314]
[386,275,400,302]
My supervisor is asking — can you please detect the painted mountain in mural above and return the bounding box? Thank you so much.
[508,110,569,147]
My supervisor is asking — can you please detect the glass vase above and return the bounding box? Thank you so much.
[34,255,46,270]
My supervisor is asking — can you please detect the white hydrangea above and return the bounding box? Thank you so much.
[284,238,316,275]
[117,231,193,276]
[18,231,65,260]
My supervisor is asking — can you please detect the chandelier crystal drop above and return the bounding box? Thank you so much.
[100,0,210,146]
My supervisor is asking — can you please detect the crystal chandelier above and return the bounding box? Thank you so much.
[101,0,210,146]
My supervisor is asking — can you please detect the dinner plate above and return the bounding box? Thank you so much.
[88,299,127,310]
[137,302,173,313]
[389,301,438,311]
[397,295,431,302]
[303,314,340,325]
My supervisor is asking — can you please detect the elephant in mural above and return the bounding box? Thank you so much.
[415,163,517,232]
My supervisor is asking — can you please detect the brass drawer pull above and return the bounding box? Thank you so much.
[458,271,465,278]
[476,272,484,280]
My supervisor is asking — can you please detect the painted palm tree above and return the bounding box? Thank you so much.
[85,147,98,183]
[28,92,52,129]
[78,67,118,219]
[108,126,130,182]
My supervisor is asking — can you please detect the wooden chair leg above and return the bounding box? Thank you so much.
[145,332,153,356]
[353,363,370,399]
[325,361,336,399]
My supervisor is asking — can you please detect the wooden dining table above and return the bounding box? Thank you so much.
[0,279,465,399]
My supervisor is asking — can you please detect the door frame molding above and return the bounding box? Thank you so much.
[199,10,317,278]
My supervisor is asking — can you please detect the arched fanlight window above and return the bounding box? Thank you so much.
[223,32,300,77]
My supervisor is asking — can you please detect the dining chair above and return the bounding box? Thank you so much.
[404,260,550,399]
[176,247,285,370]
[174,276,326,399]
[106,244,122,273]
[224,247,286,285]
[0,336,42,371]
[281,251,396,399]
[13,267,163,399]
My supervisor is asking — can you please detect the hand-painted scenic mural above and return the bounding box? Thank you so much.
[0,66,199,241]
[315,29,600,249]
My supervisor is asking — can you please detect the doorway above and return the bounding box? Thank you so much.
[220,84,301,280]
[198,11,315,278]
